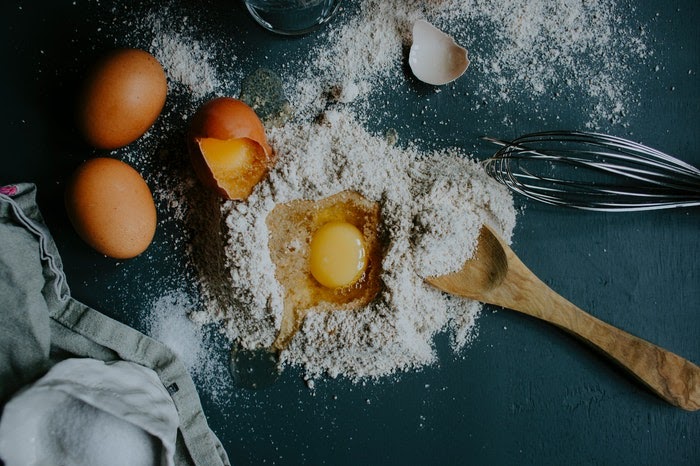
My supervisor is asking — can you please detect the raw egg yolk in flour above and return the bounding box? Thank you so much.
[309,221,367,289]
[266,190,383,349]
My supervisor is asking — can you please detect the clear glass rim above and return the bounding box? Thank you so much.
[244,0,342,36]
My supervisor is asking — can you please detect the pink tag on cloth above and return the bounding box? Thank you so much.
[0,185,19,197]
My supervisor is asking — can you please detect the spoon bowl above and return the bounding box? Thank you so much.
[427,225,700,411]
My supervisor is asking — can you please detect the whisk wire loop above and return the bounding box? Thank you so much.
[483,131,700,211]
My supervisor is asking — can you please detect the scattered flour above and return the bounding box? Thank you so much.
[147,12,221,100]
[145,291,204,374]
[102,0,651,383]
[198,0,654,380]
[206,109,517,380]
[286,0,648,127]
[144,291,230,401]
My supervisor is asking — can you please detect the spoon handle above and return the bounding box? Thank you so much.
[495,250,700,411]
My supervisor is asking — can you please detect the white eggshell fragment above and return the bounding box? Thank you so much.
[409,20,469,85]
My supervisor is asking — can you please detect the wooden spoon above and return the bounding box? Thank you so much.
[426,225,700,411]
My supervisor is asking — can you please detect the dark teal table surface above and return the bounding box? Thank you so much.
[2,1,699,464]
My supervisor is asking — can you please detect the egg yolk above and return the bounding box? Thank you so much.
[309,222,367,289]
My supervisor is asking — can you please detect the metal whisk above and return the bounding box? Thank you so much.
[482,130,700,212]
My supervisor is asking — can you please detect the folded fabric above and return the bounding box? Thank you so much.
[0,358,179,466]
[0,183,230,466]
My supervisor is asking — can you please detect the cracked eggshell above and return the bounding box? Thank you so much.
[409,20,469,86]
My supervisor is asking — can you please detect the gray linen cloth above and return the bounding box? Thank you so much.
[0,358,180,465]
[0,183,230,466]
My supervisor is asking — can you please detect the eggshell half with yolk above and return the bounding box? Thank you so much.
[187,97,274,200]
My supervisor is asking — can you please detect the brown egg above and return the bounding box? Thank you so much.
[78,48,167,150]
[65,157,157,259]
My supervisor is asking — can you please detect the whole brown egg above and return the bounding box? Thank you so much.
[65,157,157,259]
[78,48,167,150]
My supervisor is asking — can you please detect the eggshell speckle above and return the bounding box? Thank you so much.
[78,48,167,150]
[65,158,157,259]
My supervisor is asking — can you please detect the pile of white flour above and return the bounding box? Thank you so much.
[193,109,516,380]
